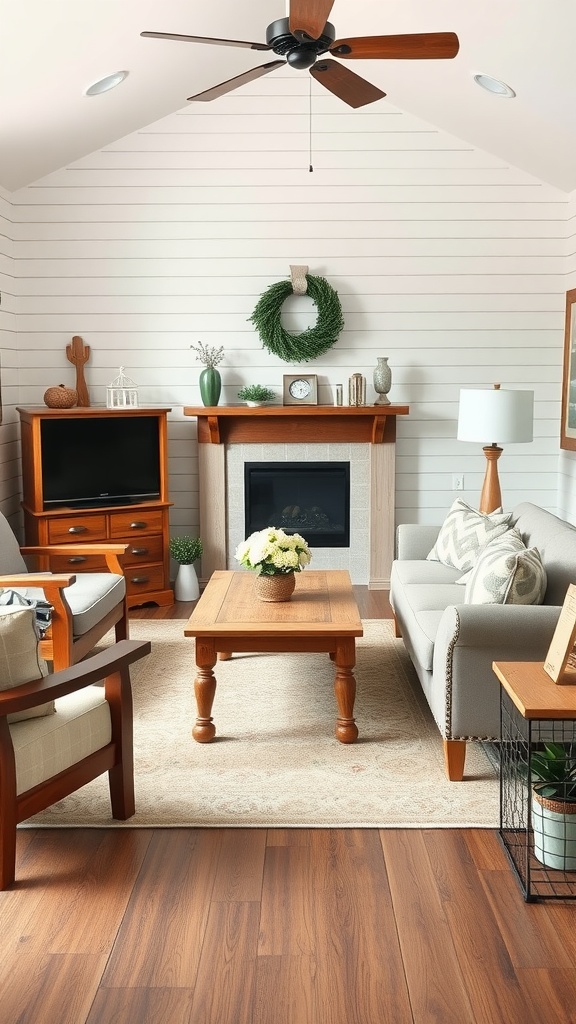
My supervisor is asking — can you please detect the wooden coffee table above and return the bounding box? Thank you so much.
[184,569,363,744]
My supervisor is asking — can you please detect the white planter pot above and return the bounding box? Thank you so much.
[174,562,200,602]
[532,790,576,871]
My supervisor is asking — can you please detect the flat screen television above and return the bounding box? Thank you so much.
[40,415,161,509]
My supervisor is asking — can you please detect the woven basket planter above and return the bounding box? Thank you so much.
[254,572,296,603]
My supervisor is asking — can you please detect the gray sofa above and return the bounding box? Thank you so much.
[389,502,576,781]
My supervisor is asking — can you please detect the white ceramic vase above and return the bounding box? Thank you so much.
[532,790,576,870]
[174,562,200,602]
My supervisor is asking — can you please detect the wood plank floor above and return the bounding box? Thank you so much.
[2,588,576,1024]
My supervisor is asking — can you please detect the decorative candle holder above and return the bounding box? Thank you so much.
[348,373,366,406]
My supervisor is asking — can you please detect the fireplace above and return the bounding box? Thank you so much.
[183,404,410,587]
[244,462,350,548]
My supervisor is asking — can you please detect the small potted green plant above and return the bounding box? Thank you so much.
[169,535,203,601]
[529,742,576,870]
[237,384,276,407]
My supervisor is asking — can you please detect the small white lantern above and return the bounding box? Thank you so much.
[106,367,139,408]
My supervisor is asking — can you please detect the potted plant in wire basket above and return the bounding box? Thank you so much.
[237,384,276,407]
[169,535,203,602]
[235,526,312,603]
[529,741,576,870]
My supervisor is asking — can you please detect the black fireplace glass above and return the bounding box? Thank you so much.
[244,462,350,548]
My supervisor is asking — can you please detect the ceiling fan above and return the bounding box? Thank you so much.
[141,0,459,109]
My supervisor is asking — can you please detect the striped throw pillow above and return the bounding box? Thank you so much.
[464,531,547,605]
[426,499,513,572]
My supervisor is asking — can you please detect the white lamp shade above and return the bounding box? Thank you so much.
[457,388,534,445]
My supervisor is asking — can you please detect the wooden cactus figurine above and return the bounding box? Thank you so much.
[66,335,90,406]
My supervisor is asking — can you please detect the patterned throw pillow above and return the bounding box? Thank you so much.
[426,499,513,572]
[0,604,53,723]
[464,529,547,605]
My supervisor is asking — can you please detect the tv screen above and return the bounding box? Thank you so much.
[41,415,161,508]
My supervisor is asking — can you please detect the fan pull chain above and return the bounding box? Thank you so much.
[309,77,313,172]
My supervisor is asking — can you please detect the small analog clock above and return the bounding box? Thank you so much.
[283,374,318,406]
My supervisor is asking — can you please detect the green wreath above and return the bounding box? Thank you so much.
[249,274,344,362]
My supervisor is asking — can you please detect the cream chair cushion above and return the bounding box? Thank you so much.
[25,573,126,637]
[10,685,111,795]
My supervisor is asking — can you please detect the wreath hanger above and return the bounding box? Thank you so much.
[290,264,309,295]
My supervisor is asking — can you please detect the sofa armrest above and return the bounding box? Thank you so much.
[435,603,561,655]
[431,603,561,740]
[395,524,440,561]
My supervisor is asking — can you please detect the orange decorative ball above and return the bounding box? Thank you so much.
[43,384,77,409]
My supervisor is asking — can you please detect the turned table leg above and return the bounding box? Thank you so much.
[193,638,217,742]
[333,638,359,744]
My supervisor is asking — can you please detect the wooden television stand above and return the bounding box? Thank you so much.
[17,406,174,609]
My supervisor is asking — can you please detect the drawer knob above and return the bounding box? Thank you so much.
[130,576,149,585]
[68,525,87,534]
[129,521,147,530]
[68,556,87,564]
[130,547,148,556]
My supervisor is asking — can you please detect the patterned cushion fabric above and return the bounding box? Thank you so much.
[0,604,54,723]
[464,529,547,605]
[426,499,513,572]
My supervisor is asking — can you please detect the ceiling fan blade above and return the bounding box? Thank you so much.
[289,0,335,41]
[330,32,460,61]
[141,31,270,52]
[187,61,285,102]
[310,60,385,109]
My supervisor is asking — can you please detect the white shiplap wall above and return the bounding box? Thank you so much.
[4,78,573,566]
[558,190,576,523]
[0,188,22,526]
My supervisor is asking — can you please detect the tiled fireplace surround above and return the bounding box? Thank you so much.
[183,406,409,588]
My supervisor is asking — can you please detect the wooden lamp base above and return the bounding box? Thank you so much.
[479,445,503,513]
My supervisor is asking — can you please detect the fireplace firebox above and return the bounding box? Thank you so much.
[244,462,350,548]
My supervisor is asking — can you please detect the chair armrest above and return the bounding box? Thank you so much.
[0,573,75,596]
[395,524,440,560]
[21,544,129,576]
[0,639,151,719]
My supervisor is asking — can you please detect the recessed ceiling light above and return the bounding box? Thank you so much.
[85,71,128,97]
[473,73,516,98]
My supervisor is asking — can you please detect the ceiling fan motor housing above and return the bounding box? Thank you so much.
[266,17,335,70]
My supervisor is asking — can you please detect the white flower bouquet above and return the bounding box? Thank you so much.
[235,526,312,577]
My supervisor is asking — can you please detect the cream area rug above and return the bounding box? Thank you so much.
[26,619,498,829]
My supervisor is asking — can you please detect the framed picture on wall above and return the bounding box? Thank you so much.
[561,287,576,451]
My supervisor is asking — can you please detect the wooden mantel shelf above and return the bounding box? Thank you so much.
[183,404,409,445]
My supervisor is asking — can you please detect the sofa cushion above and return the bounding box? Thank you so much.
[0,604,53,723]
[464,529,547,606]
[426,499,512,572]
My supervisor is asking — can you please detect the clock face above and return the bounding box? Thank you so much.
[289,378,311,400]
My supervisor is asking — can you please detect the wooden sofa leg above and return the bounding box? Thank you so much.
[392,613,402,639]
[443,739,466,782]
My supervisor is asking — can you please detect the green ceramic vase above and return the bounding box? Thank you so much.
[199,367,222,407]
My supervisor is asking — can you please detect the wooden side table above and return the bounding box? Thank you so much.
[492,660,576,901]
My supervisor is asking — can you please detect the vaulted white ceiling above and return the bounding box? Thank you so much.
[2,0,576,194]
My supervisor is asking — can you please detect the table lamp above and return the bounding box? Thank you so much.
[457,384,534,513]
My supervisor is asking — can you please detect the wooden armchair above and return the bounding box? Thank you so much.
[0,510,129,671]
[0,637,151,889]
